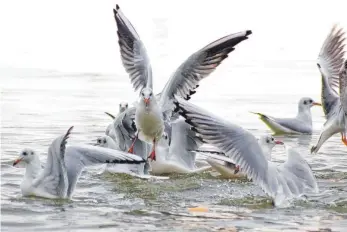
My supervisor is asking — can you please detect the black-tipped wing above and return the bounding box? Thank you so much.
[159,31,252,116]
[113,5,153,91]
[317,24,345,117]
[174,97,272,195]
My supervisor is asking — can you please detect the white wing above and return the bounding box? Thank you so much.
[168,118,202,169]
[159,31,252,117]
[113,5,153,91]
[317,24,346,118]
[174,98,271,194]
[339,60,347,114]
[64,144,146,197]
[32,126,73,198]
[277,146,318,194]
[269,146,319,205]
[175,98,318,206]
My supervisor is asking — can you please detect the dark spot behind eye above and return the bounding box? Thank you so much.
[23,152,27,156]
[266,139,269,143]
[303,100,307,105]
[97,139,101,143]
[31,152,34,155]
[103,139,106,143]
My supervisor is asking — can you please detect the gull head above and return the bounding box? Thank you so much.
[298,97,321,111]
[13,149,37,166]
[140,88,154,107]
[258,135,284,150]
[95,136,108,147]
[119,102,128,113]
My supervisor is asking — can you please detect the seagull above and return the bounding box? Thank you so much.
[12,126,146,199]
[104,101,129,141]
[198,135,283,179]
[311,25,347,153]
[251,97,321,135]
[175,97,319,206]
[149,118,212,174]
[113,4,252,161]
[95,134,171,179]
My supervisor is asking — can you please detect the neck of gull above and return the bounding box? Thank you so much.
[296,105,312,124]
[24,156,41,182]
[259,143,273,161]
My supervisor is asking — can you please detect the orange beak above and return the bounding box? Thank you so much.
[275,140,284,145]
[144,98,150,105]
[13,158,23,166]
[313,102,322,106]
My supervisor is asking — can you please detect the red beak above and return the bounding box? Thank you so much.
[13,158,23,166]
[144,98,150,105]
[275,140,284,145]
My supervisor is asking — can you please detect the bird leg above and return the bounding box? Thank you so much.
[234,165,240,174]
[148,139,156,161]
[341,132,347,146]
[128,132,139,154]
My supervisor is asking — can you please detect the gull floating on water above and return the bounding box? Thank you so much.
[311,25,347,153]
[13,126,146,199]
[198,135,282,179]
[175,97,319,206]
[251,97,321,135]
[113,4,252,162]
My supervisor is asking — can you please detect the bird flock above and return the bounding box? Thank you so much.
[12,4,347,207]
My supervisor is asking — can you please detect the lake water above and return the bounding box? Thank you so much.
[1,63,347,231]
[2,0,347,231]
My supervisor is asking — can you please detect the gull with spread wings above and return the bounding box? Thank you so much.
[13,126,145,199]
[311,25,347,153]
[175,97,318,206]
[113,4,252,162]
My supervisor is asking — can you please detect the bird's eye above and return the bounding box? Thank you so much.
[149,93,152,97]
[309,99,313,103]
[103,139,106,143]
[97,139,101,143]
[141,92,144,96]
[31,152,34,155]
[22,151,27,156]
[266,139,269,143]
[303,101,307,105]
[126,104,128,107]
[271,137,274,141]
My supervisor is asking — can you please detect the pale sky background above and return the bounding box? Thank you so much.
[0,0,347,94]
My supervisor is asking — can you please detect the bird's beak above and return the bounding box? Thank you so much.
[13,157,23,166]
[275,140,284,145]
[313,102,322,106]
[144,98,150,106]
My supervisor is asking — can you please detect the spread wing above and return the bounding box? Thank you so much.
[317,24,345,117]
[339,60,347,114]
[64,144,146,197]
[174,97,271,195]
[113,5,153,91]
[32,126,73,198]
[159,30,252,117]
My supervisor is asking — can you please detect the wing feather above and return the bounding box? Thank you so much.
[113,5,153,91]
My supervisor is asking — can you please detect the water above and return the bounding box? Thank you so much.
[2,64,347,231]
[2,0,347,231]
